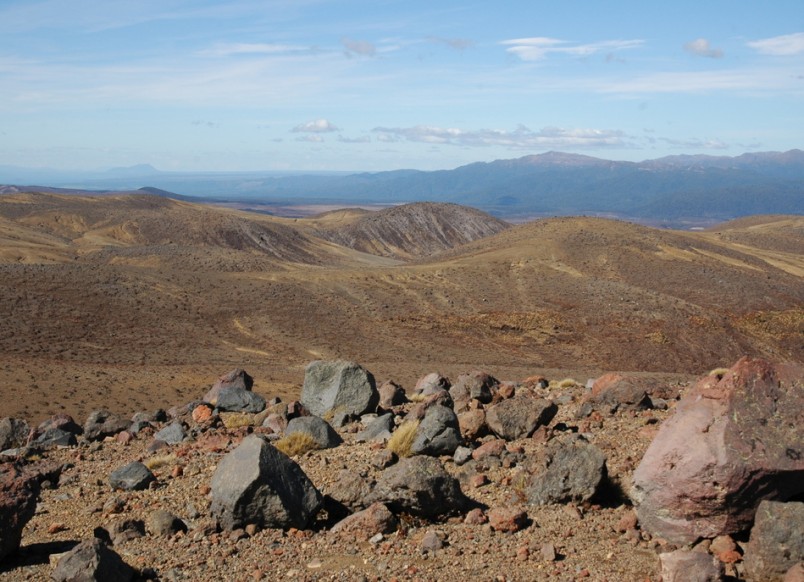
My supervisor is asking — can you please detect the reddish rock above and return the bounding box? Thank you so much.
[659,549,723,582]
[784,563,804,582]
[457,409,487,440]
[497,382,517,400]
[0,462,40,562]
[36,413,82,436]
[485,396,557,441]
[408,390,454,421]
[116,431,134,445]
[192,404,214,424]
[488,506,528,532]
[710,535,738,563]
[450,371,498,404]
[464,508,487,525]
[744,500,804,581]
[540,542,557,562]
[472,438,507,461]
[414,372,451,396]
[616,509,638,533]
[378,380,407,409]
[631,358,804,543]
[203,368,254,406]
[470,474,490,488]
[330,503,398,541]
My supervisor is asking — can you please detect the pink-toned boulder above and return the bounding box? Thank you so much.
[329,502,398,541]
[414,372,450,396]
[457,409,487,440]
[488,506,528,532]
[203,368,254,406]
[377,380,407,409]
[631,358,804,544]
[659,549,724,582]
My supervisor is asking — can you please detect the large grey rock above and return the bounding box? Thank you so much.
[83,410,130,441]
[485,397,557,441]
[36,413,82,436]
[414,372,451,396]
[109,462,156,491]
[33,428,77,449]
[215,388,266,413]
[527,433,607,505]
[326,469,374,512]
[285,416,343,449]
[0,418,29,451]
[153,421,186,445]
[51,538,136,582]
[411,404,462,456]
[631,358,804,544]
[659,549,724,582]
[356,413,395,443]
[449,371,498,404]
[0,462,40,563]
[301,360,378,417]
[365,455,469,518]
[203,368,254,406]
[210,434,322,530]
[744,500,804,581]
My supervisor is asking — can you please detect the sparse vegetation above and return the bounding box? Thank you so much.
[554,378,579,389]
[274,432,319,457]
[708,367,731,379]
[387,420,420,457]
[144,454,177,471]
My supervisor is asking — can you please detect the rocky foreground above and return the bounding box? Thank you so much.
[0,357,802,581]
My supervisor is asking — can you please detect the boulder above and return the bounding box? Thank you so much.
[630,358,804,543]
[153,421,186,445]
[485,397,557,441]
[37,413,82,436]
[83,410,130,441]
[577,373,654,416]
[33,428,77,449]
[450,371,498,404]
[356,413,395,443]
[203,368,254,406]
[51,538,136,582]
[744,500,804,581]
[301,360,378,417]
[215,388,266,414]
[0,462,40,563]
[414,373,451,396]
[659,549,724,582]
[0,417,29,451]
[411,404,462,457]
[210,434,322,530]
[329,502,398,541]
[284,416,343,449]
[526,433,606,505]
[457,409,487,440]
[109,462,156,491]
[326,469,374,512]
[378,380,407,409]
[365,455,469,518]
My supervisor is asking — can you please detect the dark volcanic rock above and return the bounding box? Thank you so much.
[326,469,374,512]
[744,500,804,581]
[630,357,804,543]
[210,434,323,530]
[526,433,607,505]
[215,388,266,413]
[37,413,82,436]
[365,455,469,518]
[356,413,395,443]
[485,396,557,440]
[285,415,343,449]
[0,417,30,451]
[33,428,77,449]
[410,404,462,456]
[0,462,40,563]
[51,538,136,582]
[300,360,378,417]
[109,461,156,491]
[83,410,130,441]
[203,368,254,406]
[153,421,187,445]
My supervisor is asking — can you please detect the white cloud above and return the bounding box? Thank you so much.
[748,32,804,55]
[659,137,729,150]
[428,36,474,51]
[295,134,324,143]
[342,37,376,57]
[292,119,340,133]
[372,125,627,149]
[501,37,643,61]
[683,38,724,58]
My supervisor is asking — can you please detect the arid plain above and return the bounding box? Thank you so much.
[0,191,801,424]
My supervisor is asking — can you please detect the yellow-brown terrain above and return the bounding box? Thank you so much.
[0,191,801,424]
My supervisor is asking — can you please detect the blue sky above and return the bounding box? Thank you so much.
[1,0,803,172]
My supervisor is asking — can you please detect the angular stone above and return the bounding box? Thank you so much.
[485,397,558,441]
[51,538,136,582]
[488,506,528,533]
[631,358,804,543]
[109,462,156,491]
[153,421,186,445]
[301,360,378,417]
[365,455,469,518]
[0,418,29,451]
[83,410,130,441]
[378,381,407,409]
[210,434,322,530]
[414,372,451,396]
[285,416,343,449]
[526,434,606,505]
[457,409,487,440]
[106,519,145,545]
[330,502,398,541]
[356,413,394,443]
[37,413,82,436]
[146,509,187,537]
[659,549,723,582]
[0,462,40,563]
[450,371,498,404]
[411,404,462,457]
[215,388,266,413]
[326,469,374,512]
[744,500,804,581]
[33,428,77,449]
[203,368,254,406]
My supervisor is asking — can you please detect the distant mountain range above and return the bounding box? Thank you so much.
[1,150,802,223]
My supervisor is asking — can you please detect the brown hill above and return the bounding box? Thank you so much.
[0,192,801,423]
[310,201,510,260]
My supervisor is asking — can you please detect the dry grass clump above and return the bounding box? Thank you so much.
[708,367,730,379]
[408,393,429,403]
[274,432,319,457]
[553,378,579,389]
[220,412,257,429]
[144,454,177,471]
[387,420,420,458]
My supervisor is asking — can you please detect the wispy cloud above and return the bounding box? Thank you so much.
[198,43,312,57]
[372,125,627,149]
[501,37,643,61]
[292,119,340,133]
[659,137,729,150]
[338,135,371,143]
[295,134,324,143]
[428,36,474,51]
[342,37,376,58]
[748,32,804,55]
[683,38,724,58]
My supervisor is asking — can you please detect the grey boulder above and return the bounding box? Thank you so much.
[485,397,557,441]
[410,404,462,456]
[301,360,378,417]
[744,500,804,581]
[215,388,266,413]
[285,416,343,449]
[83,410,130,441]
[527,433,607,505]
[51,538,136,582]
[109,462,156,491]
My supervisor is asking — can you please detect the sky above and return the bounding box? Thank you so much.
[1,0,803,172]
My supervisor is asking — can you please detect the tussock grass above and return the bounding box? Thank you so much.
[408,393,429,403]
[274,432,319,457]
[219,412,256,429]
[553,378,578,389]
[144,454,177,471]
[708,367,730,379]
[387,420,420,458]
